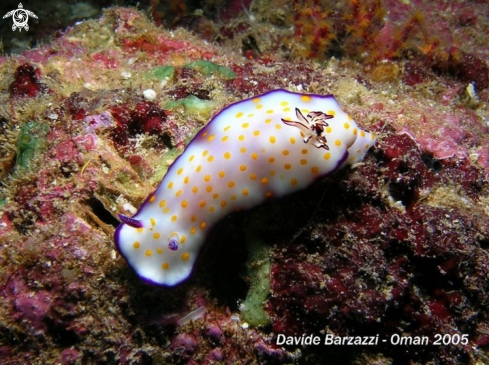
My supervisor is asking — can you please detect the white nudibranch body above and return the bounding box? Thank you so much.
[114,89,376,286]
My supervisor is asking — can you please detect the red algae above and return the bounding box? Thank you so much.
[268,131,489,362]
[8,63,49,98]
[0,3,488,365]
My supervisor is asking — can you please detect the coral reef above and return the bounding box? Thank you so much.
[0,1,488,364]
[268,130,489,363]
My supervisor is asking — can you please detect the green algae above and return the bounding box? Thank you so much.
[147,62,235,82]
[14,121,49,177]
[184,60,236,80]
[240,235,271,327]
[151,147,182,185]
[165,95,216,117]
[147,65,175,81]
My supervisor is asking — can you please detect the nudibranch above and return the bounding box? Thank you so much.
[114,89,376,286]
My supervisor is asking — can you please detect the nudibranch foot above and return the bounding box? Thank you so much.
[114,89,376,286]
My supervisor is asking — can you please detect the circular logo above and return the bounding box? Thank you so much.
[3,3,38,32]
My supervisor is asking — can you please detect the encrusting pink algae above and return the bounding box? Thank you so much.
[0,1,488,364]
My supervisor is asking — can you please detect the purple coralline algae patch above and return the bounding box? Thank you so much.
[11,278,53,336]
[0,3,488,365]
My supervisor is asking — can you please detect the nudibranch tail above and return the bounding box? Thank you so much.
[114,89,376,286]
[118,214,143,228]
